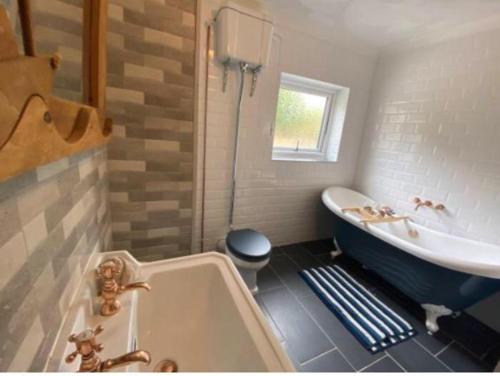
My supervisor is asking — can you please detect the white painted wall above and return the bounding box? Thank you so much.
[192,0,377,251]
[354,28,500,331]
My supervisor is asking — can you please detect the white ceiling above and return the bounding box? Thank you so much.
[262,0,500,54]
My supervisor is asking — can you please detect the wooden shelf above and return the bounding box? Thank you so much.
[0,2,111,182]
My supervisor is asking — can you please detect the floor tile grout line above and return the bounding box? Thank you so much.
[274,247,391,372]
[384,351,408,372]
[280,243,488,372]
[433,340,455,357]
[412,337,454,372]
[443,339,491,369]
[258,284,286,295]
[357,354,389,372]
[480,340,500,361]
[267,261,358,371]
[296,244,455,373]
[339,264,491,368]
[452,337,491,361]
[303,244,452,372]
[299,348,337,367]
[294,296,356,371]
[270,252,356,372]
[255,293,286,342]
[302,245,334,266]
[285,245,393,372]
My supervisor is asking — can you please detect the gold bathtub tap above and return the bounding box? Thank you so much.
[413,197,446,212]
[434,203,446,211]
[65,325,151,372]
[97,256,151,316]
[413,197,433,211]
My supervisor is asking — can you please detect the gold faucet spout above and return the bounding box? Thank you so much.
[120,281,152,293]
[66,326,152,372]
[97,257,151,316]
[100,350,151,372]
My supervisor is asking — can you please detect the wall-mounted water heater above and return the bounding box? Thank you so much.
[215,3,274,69]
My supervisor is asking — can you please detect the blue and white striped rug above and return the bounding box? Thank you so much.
[300,265,417,353]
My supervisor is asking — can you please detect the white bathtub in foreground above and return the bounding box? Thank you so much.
[322,186,500,333]
[47,252,294,372]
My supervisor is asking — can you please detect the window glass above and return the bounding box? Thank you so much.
[272,72,350,163]
[273,88,328,150]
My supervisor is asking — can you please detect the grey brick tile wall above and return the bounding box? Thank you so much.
[0,148,111,371]
[0,0,195,369]
[107,0,196,261]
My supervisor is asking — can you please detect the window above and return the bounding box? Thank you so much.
[272,73,350,162]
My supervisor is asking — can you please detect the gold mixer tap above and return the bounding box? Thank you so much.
[65,325,151,372]
[96,256,151,316]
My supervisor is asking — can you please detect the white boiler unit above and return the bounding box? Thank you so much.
[215,4,274,68]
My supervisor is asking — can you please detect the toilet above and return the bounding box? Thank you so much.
[225,229,272,294]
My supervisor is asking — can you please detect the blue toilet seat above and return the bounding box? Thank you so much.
[226,229,272,262]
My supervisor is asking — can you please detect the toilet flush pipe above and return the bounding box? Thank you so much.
[200,21,249,251]
[228,62,249,230]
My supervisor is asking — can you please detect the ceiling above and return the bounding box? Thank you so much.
[263,0,500,54]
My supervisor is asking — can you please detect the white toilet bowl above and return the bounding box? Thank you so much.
[225,229,272,295]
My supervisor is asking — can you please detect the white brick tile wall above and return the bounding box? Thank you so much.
[192,0,377,250]
[355,28,500,247]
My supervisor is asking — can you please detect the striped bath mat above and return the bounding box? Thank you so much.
[300,265,416,353]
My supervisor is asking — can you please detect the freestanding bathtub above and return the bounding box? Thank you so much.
[322,186,500,333]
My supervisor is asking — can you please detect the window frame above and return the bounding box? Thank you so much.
[272,73,340,162]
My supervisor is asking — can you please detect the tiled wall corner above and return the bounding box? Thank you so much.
[355,27,500,246]
[0,148,111,371]
[107,0,197,261]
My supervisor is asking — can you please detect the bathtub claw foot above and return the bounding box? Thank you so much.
[331,238,343,259]
[330,250,342,259]
[422,304,453,334]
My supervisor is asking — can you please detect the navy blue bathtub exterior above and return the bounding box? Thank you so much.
[332,215,500,312]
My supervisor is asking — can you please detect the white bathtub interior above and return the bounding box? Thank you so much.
[137,263,280,372]
[48,252,294,372]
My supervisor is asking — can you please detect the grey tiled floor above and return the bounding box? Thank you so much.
[254,240,494,372]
